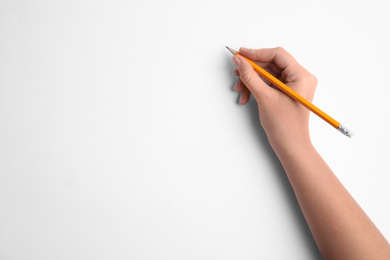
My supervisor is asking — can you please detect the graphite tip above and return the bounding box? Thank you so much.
[225,46,237,55]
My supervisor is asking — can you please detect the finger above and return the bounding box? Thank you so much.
[269,62,282,76]
[233,79,246,92]
[237,66,278,87]
[234,50,293,85]
[238,47,306,82]
[235,64,279,85]
[239,87,251,105]
[233,55,272,103]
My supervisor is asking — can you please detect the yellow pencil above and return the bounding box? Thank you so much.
[226,46,353,138]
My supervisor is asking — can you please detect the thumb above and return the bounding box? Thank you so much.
[233,55,270,102]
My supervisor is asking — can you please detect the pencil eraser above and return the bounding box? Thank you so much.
[337,124,354,138]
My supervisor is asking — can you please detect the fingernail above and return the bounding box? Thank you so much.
[233,56,241,67]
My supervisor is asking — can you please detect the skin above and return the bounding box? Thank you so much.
[232,47,390,260]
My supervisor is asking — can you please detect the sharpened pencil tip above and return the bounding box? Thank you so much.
[225,46,237,55]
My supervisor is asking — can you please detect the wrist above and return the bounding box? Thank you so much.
[268,133,314,163]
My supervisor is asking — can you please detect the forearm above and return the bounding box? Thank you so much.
[231,46,390,258]
[274,142,390,260]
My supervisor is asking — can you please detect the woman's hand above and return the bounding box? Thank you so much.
[233,47,390,259]
[232,47,318,153]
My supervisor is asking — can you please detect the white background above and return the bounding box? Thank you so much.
[1,0,389,259]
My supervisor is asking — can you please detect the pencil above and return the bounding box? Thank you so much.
[226,46,353,138]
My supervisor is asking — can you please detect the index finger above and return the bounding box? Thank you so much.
[239,47,306,81]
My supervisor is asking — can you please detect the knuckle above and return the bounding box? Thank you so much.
[300,73,318,88]
[275,46,286,53]
[311,74,318,84]
[285,71,297,83]
[240,71,252,85]
[306,73,318,85]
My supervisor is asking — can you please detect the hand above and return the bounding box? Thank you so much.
[232,47,318,154]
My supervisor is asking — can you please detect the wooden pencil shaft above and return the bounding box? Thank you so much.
[239,53,341,129]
